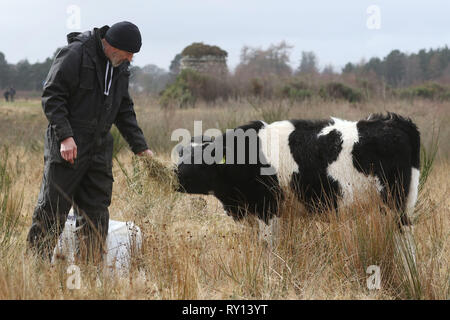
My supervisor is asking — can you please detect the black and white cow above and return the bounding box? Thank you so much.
[175,113,420,237]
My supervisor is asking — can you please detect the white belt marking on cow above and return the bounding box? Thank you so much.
[258,120,299,187]
[318,117,383,206]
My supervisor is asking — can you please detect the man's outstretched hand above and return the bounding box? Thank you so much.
[60,137,77,164]
[137,149,154,157]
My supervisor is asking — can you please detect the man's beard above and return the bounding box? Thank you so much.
[102,41,124,67]
[111,61,122,67]
[110,51,126,67]
[111,58,124,67]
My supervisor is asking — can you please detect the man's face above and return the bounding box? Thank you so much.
[109,48,133,67]
[102,39,134,67]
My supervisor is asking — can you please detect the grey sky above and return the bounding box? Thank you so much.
[1,0,449,72]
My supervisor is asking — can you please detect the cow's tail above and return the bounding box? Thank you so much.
[368,112,421,223]
[403,116,420,224]
[374,113,421,264]
[385,112,421,223]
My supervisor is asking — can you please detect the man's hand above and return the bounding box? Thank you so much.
[137,149,154,157]
[60,137,77,164]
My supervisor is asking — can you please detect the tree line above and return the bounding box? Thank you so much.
[343,47,450,87]
[0,44,448,94]
[161,42,450,107]
[0,51,54,91]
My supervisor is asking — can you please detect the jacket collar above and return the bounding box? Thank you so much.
[95,25,109,63]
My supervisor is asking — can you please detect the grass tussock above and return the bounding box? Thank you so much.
[137,156,179,192]
[0,146,23,260]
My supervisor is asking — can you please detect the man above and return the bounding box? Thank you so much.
[28,21,153,262]
[3,89,9,102]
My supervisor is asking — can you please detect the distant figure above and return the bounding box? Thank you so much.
[3,90,9,102]
[9,87,16,102]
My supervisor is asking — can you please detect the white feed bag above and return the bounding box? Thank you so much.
[53,209,142,275]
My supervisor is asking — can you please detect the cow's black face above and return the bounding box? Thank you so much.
[174,123,281,222]
[175,137,223,194]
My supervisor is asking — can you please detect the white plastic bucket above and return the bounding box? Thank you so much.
[53,209,142,275]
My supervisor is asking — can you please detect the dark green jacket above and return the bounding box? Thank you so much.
[42,25,148,159]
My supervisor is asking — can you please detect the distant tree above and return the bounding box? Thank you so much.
[297,51,318,74]
[342,62,356,74]
[414,47,450,82]
[12,59,33,90]
[428,52,443,80]
[404,54,422,85]
[440,65,450,83]
[129,64,170,94]
[384,50,406,87]
[235,41,293,79]
[322,64,335,75]
[417,49,431,80]
[364,57,384,78]
[440,46,450,72]
[0,52,11,89]
[31,58,53,90]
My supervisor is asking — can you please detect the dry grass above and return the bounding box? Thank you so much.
[0,96,448,299]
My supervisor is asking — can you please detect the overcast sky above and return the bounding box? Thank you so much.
[1,0,449,72]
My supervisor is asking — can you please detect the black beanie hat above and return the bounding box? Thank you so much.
[105,21,142,53]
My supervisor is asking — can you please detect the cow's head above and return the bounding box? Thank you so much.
[174,121,281,222]
[175,135,220,194]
